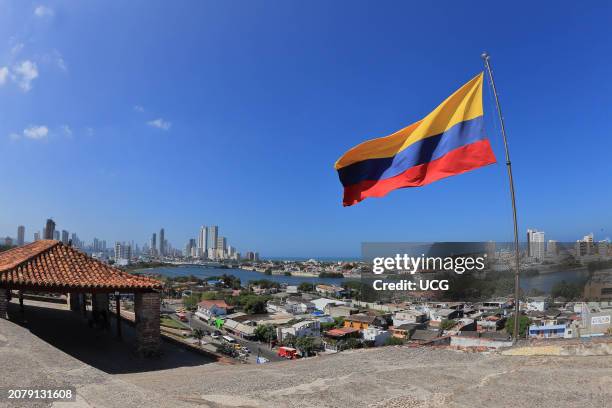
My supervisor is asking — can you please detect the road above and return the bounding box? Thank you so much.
[163,303,282,363]
[183,313,283,362]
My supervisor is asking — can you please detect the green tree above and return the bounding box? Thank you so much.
[439,319,456,330]
[341,337,361,350]
[384,336,404,346]
[201,291,221,300]
[220,274,241,289]
[295,336,317,356]
[551,280,583,301]
[244,298,267,314]
[298,282,314,292]
[193,328,204,346]
[182,294,201,309]
[506,315,531,338]
[254,324,277,343]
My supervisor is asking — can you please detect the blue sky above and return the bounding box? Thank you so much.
[1,1,611,257]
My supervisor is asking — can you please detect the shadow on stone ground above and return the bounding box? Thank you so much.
[7,300,216,374]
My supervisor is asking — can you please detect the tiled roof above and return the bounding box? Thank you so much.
[0,240,162,292]
[325,327,360,337]
[198,299,230,309]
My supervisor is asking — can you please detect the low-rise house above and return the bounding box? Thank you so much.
[391,323,425,339]
[266,300,285,313]
[429,308,463,323]
[449,318,477,333]
[480,299,511,311]
[252,285,278,295]
[285,299,316,315]
[522,296,549,312]
[311,297,347,312]
[528,321,568,339]
[223,319,256,339]
[315,284,346,297]
[362,327,391,346]
[393,310,428,326]
[409,329,442,344]
[314,314,335,324]
[195,299,233,321]
[323,327,361,351]
[278,319,321,342]
[326,304,359,318]
[477,315,506,332]
[344,313,387,331]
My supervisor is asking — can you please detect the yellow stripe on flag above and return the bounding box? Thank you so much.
[335,72,484,170]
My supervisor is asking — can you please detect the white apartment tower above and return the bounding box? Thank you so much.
[207,225,219,257]
[527,229,545,261]
[198,226,208,257]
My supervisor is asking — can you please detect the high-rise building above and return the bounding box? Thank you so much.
[547,240,558,256]
[70,233,80,248]
[159,228,165,256]
[33,232,40,242]
[114,242,132,262]
[597,241,609,258]
[17,225,25,246]
[61,230,69,245]
[185,238,197,258]
[527,229,545,260]
[216,236,226,251]
[53,230,60,241]
[44,219,55,240]
[150,233,157,256]
[207,226,218,252]
[576,233,595,257]
[198,226,208,257]
[215,236,227,259]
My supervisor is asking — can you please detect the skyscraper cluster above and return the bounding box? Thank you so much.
[184,225,239,260]
[526,228,610,260]
[148,228,178,258]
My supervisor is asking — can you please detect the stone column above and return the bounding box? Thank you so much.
[134,292,161,356]
[91,293,110,328]
[68,292,80,312]
[0,289,8,319]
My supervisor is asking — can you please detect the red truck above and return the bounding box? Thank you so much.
[278,346,298,359]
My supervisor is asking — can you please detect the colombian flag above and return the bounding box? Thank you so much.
[335,72,496,206]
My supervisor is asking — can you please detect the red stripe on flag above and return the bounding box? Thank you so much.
[342,139,496,206]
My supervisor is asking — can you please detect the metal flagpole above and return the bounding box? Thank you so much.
[481,52,522,343]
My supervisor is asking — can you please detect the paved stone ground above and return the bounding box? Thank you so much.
[1,303,611,408]
[122,345,612,408]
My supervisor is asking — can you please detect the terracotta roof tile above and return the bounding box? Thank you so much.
[0,240,162,292]
[197,299,230,309]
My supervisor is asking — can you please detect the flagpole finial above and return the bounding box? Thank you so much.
[481,52,490,61]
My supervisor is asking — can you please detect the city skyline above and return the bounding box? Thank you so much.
[1,2,611,256]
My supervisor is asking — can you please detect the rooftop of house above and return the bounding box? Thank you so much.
[410,329,441,342]
[0,240,161,292]
[197,299,231,309]
[344,313,378,324]
[325,327,360,337]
